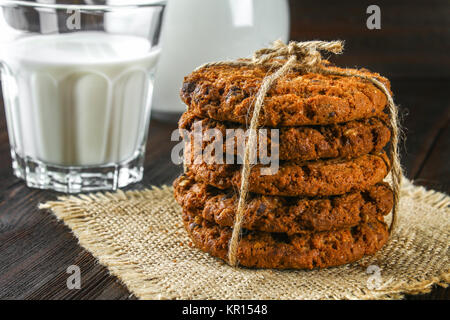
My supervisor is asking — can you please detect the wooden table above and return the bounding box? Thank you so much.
[0,77,448,300]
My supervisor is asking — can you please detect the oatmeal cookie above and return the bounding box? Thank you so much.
[179,111,391,161]
[186,153,390,197]
[174,174,393,235]
[180,63,390,127]
[182,208,389,269]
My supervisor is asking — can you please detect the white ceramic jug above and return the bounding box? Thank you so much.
[152,0,290,121]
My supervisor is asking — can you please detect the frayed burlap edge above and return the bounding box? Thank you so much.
[39,177,449,300]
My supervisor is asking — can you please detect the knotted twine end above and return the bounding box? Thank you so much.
[198,40,402,267]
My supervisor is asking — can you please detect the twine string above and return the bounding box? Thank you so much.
[198,40,402,266]
[227,55,297,266]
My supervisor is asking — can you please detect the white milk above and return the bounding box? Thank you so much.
[2,32,159,166]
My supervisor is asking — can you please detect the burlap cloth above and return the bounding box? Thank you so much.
[40,177,449,300]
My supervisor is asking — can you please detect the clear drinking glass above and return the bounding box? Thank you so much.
[0,0,165,193]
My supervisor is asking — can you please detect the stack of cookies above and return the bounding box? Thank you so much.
[174,61,393,269]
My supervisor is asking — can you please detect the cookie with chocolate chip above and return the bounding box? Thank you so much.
[185,153,390,197]
[174,174,393,235]
[180,63,390,127]
[182,207,389,269]
[179,111,391,161]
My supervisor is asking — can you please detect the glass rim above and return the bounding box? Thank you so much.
[0,0,166,10]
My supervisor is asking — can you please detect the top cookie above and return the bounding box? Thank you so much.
[180,63,390,127]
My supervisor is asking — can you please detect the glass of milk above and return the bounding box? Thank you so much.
[0,0,165,193]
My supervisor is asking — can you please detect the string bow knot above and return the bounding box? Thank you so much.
[251,40,344,72]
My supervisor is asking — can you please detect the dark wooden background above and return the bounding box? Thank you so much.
[289,0,450,79]
[0,1,448,299]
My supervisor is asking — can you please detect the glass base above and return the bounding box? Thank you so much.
[11,149,144,193]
